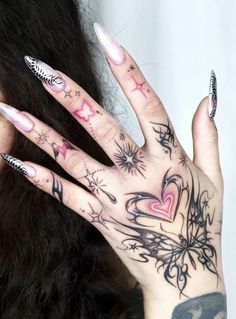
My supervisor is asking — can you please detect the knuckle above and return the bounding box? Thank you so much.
[142,97,163,117]
[96,120,118,143]
[63,151,84,176]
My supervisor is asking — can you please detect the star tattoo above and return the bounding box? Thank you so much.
[119,131,126,141]
[34,129,50,145]
[131,76,148,99]
[114,141,146,177]
[179,151,188,167]
[84,168,117,204]
[64,90,73,99]
[128,64,136,72]
[129,243,139,252]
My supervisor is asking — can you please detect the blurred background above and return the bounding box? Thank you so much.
[87,0,235,316]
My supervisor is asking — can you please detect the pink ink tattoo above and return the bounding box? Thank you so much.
[51,139,75,159]
[147,192,175,222]
[73,99,96,122]
[131,76,148,99]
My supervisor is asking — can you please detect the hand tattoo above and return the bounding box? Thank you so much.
[151,120,177,159]
[114,170,219,296]
[51,171,63,203]
[114,141,146,177]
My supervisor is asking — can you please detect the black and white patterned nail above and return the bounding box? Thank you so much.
[24,56,65,92]
[208,70,217,119]
[0,153,36,177]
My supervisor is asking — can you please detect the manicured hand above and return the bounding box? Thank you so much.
[0,23,226,318]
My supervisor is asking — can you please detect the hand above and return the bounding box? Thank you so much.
[0,24,225,318]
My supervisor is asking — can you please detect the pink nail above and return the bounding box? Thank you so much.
[0,102,34,132]
[94,23,126,65]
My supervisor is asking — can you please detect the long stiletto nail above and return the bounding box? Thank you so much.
[0,102,34,132]
[24,56,66,92]
[0,153,36,177]
[94,23,126,65]
[208,70,217,119]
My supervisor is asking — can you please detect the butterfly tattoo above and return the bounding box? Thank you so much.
[73,99,95,121]
[114,172,219,296]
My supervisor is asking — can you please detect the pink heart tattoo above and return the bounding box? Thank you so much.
[126,171,187,224]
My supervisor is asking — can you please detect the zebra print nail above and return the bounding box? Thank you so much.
[24,56,65,92]
[208,70,217,119]
[0,153,36,177]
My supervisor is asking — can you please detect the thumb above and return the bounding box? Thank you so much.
[192,71,223,189]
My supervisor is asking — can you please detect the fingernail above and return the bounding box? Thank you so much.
[208,70,217,119]
[0,102,34,132]
[94,23,126,65]
[24,56,66,93]
[0,153,36,178]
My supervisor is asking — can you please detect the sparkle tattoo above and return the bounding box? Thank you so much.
[179,151,188,167]
[128,64,136,72]
[84,168,117,204]
[34,129,50,145]
[131,76,148,99]
[114,141,146,177]
[87,204,114,229]
[151,120,177,159]
[64,90,73,99]
[51,171,63,203]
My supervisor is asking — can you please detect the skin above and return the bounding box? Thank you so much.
[0,46,225,318]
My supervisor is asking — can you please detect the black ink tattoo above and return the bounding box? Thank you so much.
[114,142,146,177]
[34,129,50,145]
[172,292,226,318]
[179,151,188,167]
[87,204,115,229]
[84,168,117,204]
[119,131,126,141]
[151,121,177,159]
[126,170,188,225]
[64,90,73,99]
[75,91,81,97]
[51,172,63,203]
[128,64,136,72]
[114,171,218,296]
[0,153,27,176]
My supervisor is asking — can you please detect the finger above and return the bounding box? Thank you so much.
[0,152,105,226]
[94,23,179,158]
[192,79,223,189]
[0,102,108,187]
[24,56,143,170]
